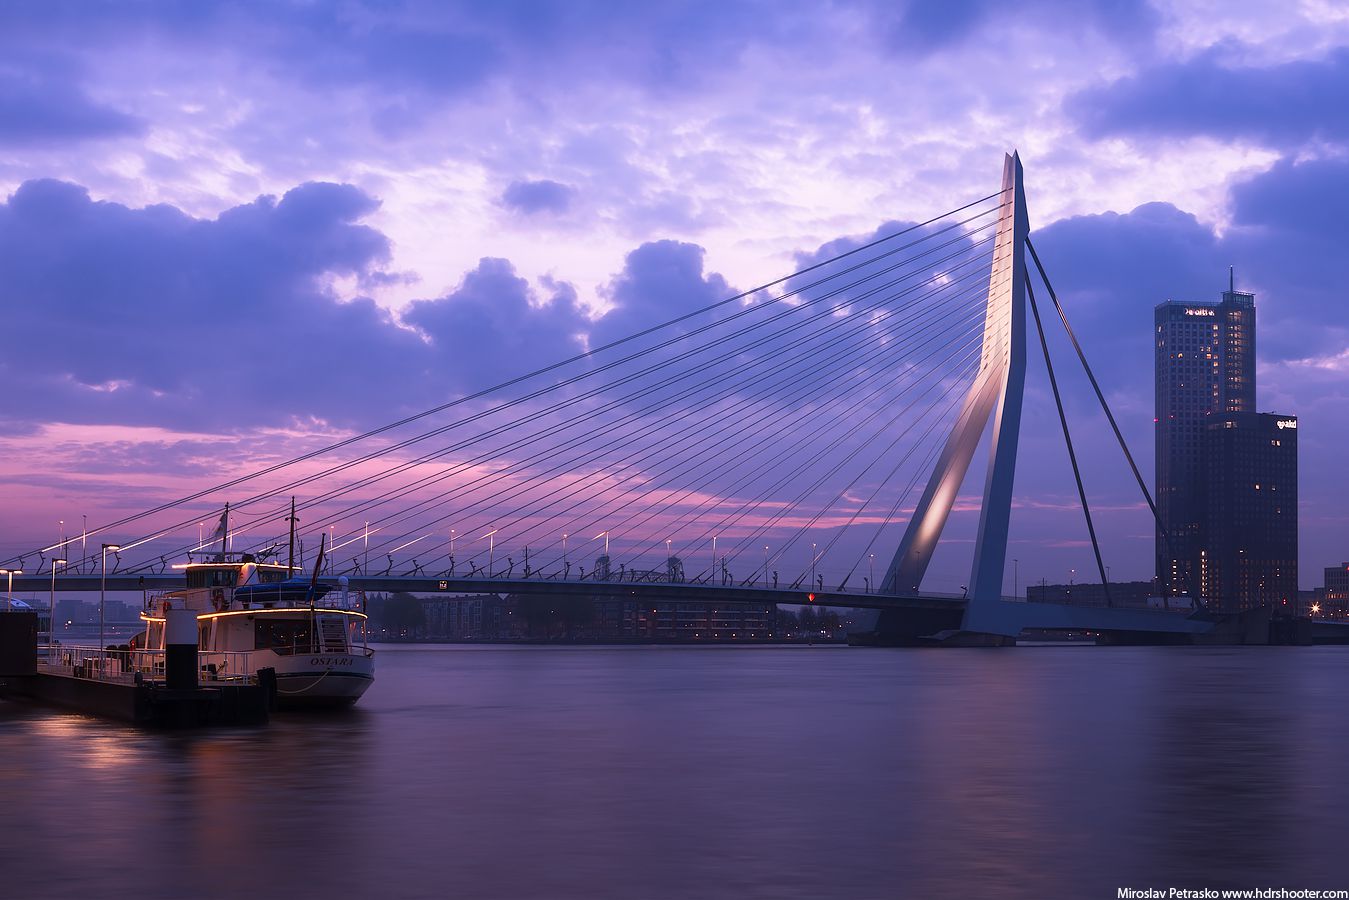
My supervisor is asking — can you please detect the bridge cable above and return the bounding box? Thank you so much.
[298,258,995,564]
[133,239,996,573]
[107,213,1005,571]
[346,277,991,576]
[554,318,988,580]
[744,260,1017,584]
[1025,271,1113,606]
[1024,237,1177,580]
[241,235,1000,554]
[16,190,1010,570]
[403,299,987,572]
[699,340,984,584]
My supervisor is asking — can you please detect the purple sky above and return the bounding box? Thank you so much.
[1,1,1346,593]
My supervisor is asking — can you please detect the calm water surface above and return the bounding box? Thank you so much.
[2,645,1347,899]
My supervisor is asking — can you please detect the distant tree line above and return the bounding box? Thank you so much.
[776,606,845,637]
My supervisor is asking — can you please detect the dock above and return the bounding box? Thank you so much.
[0,611,273,727]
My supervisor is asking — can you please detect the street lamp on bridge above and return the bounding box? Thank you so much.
[100,544,121,652]
[483,528,499,575]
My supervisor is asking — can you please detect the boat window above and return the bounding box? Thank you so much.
[255,618,314,654]
[186,567,240,589]
[256,568,288,584]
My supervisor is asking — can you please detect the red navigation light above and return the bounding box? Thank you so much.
[807,593,816,602]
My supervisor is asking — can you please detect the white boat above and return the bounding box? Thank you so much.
[135,555,375,707]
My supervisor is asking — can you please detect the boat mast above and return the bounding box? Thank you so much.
[220,502,230,561]
[287,497,298,576]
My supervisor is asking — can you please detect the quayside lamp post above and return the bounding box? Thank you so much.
[100,543,121,653]
[50,558,66,650]
[1,567,20,611]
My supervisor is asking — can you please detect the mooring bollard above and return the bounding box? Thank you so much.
[164,607,198,690]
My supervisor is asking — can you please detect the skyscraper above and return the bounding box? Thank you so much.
[1201,413,1298,612]
[1154,273,1256,597]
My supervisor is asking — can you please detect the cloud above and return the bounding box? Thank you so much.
[0,178,749,440]
[876,0,1157,54]
[0,66,143,146]
[1069,46,1349,148]
[1222,157,1349,362]
[403,257,589,390]
[0,178,418,431]
[499,179,575,215]
[593,240,731,349]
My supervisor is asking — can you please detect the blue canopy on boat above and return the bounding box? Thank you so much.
[232,579,333,605]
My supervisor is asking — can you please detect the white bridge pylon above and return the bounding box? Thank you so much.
[881,152,1028,636]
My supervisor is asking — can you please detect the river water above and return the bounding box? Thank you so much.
[2,644,1347,899]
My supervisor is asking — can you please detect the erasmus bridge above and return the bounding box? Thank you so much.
[3,154,1222,644]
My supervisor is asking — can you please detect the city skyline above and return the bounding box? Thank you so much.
[1,2,1347,592]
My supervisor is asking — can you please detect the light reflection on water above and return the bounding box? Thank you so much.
[2,645,1347,898]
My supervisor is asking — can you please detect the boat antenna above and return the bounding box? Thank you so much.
[286,496,298,576]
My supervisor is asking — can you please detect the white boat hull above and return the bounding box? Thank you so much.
[268,651,375,707]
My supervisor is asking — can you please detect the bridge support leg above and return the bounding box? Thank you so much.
[870,152,1030,643]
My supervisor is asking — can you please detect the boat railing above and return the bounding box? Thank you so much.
[39,646,258,686]
[230,586,368,612]
[144,589,175,610]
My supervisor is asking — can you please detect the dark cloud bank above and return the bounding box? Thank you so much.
[1071,47,1349,148]
[2,153,1345,436]
[0,178,735,434]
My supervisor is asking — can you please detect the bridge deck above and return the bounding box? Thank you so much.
[12,572,962,612]
[12,573,1223,636]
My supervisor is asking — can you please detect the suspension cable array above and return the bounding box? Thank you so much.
[22,187,1149,595]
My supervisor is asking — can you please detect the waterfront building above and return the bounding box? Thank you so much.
[1200,413,1298,612]
[1154,276,1255,597]
[422,595,484,639]
[1322,563,1349,617]
[1025,580,1154,607]
[1324,563,1349,601]
[590,598,774,640]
